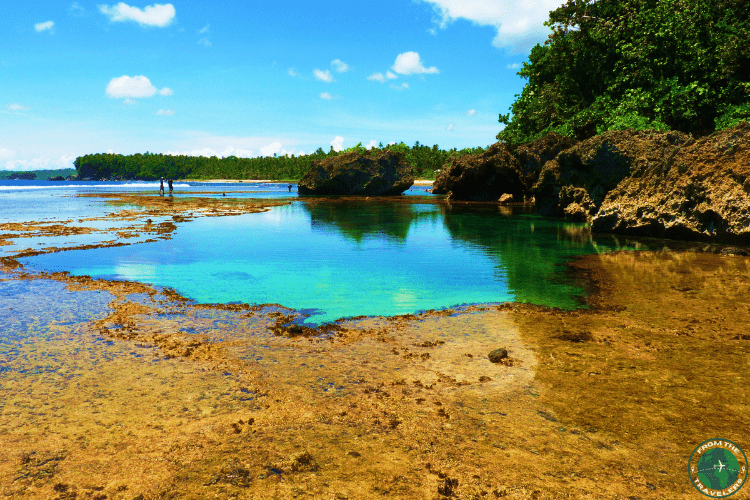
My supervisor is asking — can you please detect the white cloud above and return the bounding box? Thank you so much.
[198,37,211,47]
[35,21,55,33]
[390,82,410,90]
[466,109,476,116]
[392,52,439,75]
[198,23,209,34]
[260,141,283,157]
[313,69,334,83]
[186,148,217,157]
[331,59,349,73]
[288,68,300,77]
[106,75,172,99]
[367,71,397,83]
[122,98,137,105]
[320,92,333,100]
[99,2,175,27]
[365,140,377,150]
[446,123,455,131]
[331,136,344,152]
[6,103,30,112]
[506,62,522,69]
[69,3,85,17]
[3,154,76,171]
[0,147,15,161]
[420,0,562,53]
[154,109,174,115]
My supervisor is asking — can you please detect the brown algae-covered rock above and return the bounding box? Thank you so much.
[593,122,750,243]
[488,348,509,363]
[298,150,414,196]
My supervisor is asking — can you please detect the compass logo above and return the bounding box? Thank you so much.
[689,439,747,498]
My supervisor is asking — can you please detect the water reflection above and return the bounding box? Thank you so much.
[301,199,635,310]
[302,198,440,244]
[20,198,640,323]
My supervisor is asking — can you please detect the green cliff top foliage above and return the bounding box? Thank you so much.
[498,0,750,147]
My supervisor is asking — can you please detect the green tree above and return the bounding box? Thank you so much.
[498,0,750,146]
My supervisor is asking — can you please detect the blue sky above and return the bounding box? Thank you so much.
[1,1,563,170]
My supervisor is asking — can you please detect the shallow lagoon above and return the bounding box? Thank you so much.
[2,180,748,499]
[16,188,637,323]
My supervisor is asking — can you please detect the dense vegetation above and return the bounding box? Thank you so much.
[74,142,485,181]
[0,168,76,180]
[498,0,750,146]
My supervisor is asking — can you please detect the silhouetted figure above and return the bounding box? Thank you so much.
[168,178,173,195]
[159,178,165,196]
[288,184,292,192]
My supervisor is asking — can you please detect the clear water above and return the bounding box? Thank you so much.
[16,189,637,324]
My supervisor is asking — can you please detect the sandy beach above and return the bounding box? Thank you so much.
[1,193,748,499]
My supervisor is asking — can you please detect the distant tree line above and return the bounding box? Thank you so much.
[73,143,486,181]
[0,168,77,180]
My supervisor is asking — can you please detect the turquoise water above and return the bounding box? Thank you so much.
[19,195,635,324]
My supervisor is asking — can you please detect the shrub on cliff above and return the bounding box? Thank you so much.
[498,0,750,146]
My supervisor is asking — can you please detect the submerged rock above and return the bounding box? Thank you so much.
[298,150,414,196]
[593,122,750,243]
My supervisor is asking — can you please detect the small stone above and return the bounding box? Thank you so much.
[498,193,514,205]
[488,348,508,363]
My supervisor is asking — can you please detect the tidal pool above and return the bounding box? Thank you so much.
[20,198,639,324]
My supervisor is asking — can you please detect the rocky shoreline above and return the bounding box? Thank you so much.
[433,122,750,244]
[2,244,748,499]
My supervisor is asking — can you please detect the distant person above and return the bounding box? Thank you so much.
[168,178,173,195]
[288,184,292,192]
[159,178,165,196]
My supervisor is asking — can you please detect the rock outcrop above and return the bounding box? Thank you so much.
[431,143,521,201]
[593,122,750,243]
[429,124,750,243]
[432,134,576,201]
[516,132,579,191]
[298,150,414,196]
[532,129,692,220]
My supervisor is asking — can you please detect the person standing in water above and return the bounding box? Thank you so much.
[288,184,292,192]
[159,178,165,196]
[168,178,173,195]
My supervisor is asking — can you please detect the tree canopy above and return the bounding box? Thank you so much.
[497,0,750,146]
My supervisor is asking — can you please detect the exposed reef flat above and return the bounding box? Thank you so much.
[1,241,748,498]
[0,193,289,262]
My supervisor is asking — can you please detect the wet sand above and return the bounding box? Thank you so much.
[1,193,748,499]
